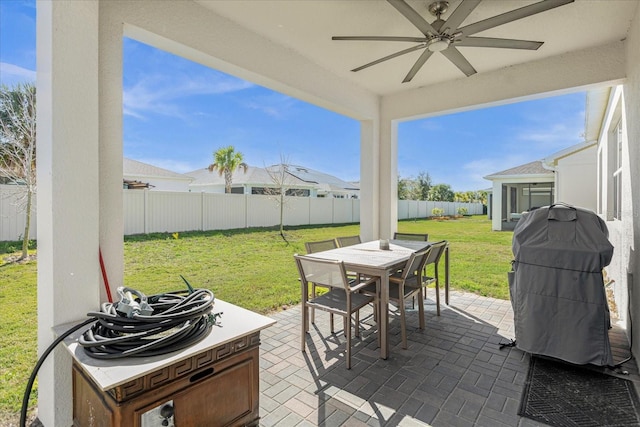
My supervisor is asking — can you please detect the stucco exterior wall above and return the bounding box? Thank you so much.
[597,3,640,370]
[555,145,597,211]
[623,3,640,364]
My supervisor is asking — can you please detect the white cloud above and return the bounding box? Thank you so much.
[514,110,585,152]
[242,93,298,118]
[460,154,533,191]
[123,73,254,120]
[0,62,36,86]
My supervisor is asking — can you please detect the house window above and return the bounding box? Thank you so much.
[286,189,309,197]
[613,120,623,220]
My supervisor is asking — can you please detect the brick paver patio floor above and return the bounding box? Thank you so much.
[258,290,639,426]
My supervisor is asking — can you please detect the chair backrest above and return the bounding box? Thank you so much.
[398,246,432,281]
[336,235,361,247]
[305,239,338,254]
[294,255,350,291]
[424,240,448,266]
[393,232,429,241]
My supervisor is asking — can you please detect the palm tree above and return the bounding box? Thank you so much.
[208,146,248,193]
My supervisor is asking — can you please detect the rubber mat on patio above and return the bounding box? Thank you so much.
[519,355,640,427]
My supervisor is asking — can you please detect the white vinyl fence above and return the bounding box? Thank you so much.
[0,187,483,240]
[0,185,37,242]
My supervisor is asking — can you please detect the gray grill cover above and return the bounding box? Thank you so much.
[509,204,614,365]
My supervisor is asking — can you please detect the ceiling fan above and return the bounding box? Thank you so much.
[332,0,575,83]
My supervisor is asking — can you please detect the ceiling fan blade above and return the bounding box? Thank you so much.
[351,44,426,72]
[403,49,435,83]
[441,47,477,76]
[458,0,574,36]
[387,0,438,37]
[333,36,427,43]
[443,0,481,33]
[456,37,543,50]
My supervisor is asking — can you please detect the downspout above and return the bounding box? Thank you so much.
[541,158,557,203]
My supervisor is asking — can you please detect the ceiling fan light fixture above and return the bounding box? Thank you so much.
[427,37,450,52]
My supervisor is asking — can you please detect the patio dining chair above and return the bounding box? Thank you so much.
[361,246,431,349]
[305,239,339,329]
[393,232,429,241]
[421,240,448,316]
[294,255,378,369]
[336,235,361,247]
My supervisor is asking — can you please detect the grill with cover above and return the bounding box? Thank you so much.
[509,203,614,366]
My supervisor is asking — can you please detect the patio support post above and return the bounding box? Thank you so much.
[378,118,398,239]
[491,181,503,231]
[36,1,101,425]
[99,3,125,301]
[359,119,380,241]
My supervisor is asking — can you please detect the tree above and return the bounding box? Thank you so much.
[397,176,411,200]
[416,171,432,200]
[455,190,489,205]
[398,171,432,201]
[208,146,248,193]
[427,183,455,202]
[264,155,295,240]
[0,83,36,260]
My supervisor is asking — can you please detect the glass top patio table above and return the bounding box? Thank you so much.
[302,239,432,359]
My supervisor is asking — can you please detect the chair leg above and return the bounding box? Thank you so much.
[301,303,307,352]
[346,314,352,369]
[435,266,441,316]
[399,302,408,349]
[355,310,360,337]
[311,284,316,324]
[418,290,425,330]
[435,279,440,316]
[331,314,335,334]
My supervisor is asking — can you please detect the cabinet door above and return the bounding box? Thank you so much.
[136,351,259,427]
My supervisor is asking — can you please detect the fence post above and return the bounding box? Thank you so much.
[200,191,205,231]
[143,189,149,234]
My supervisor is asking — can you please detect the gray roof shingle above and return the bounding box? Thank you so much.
[485,160,553,179]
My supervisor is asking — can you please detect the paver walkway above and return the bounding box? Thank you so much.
[258,291,639,426]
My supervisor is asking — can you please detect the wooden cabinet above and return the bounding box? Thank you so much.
[72,332,261,427]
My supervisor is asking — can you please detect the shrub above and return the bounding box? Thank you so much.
[432,207,444,216]
[457,207,468,215]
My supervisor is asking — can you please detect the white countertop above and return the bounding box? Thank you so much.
[55,299,276,391]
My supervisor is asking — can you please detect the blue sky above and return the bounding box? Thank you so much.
[1,0,586,192]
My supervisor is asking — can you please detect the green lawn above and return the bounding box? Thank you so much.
[0,216,514,424]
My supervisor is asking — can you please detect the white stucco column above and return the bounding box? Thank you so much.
[359,119,380,241]
[36,1,101,425]
[492,181,503,231]
[99,3,125,300]
[378,118,398,239]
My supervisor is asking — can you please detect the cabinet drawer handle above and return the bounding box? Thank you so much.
[190,367,214,383]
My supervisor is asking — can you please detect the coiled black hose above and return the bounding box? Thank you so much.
[79,288,216,358]
[20,284,217,427]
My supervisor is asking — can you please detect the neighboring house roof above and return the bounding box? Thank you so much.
[123,158,193,182]
[484,160,553,180]
[187,164,359,195]
[286,165,360,192]
[187,165,313,189]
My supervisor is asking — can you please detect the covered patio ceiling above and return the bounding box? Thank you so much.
[196,0,635,97]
